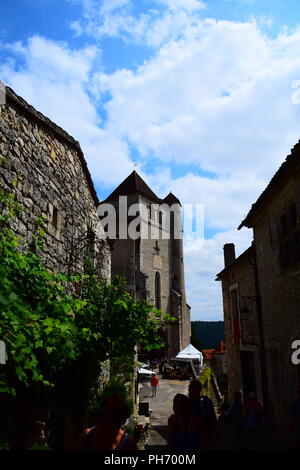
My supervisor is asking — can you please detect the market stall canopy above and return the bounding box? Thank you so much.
[176,344,203,366]
[138,368,154,376]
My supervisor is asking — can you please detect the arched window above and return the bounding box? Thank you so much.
[159,210,163,227]
[155,271,161,309]
[170,211,174,238]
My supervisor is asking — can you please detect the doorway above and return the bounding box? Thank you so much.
[240,350,257,399]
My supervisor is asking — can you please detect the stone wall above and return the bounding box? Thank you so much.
[252,169,300,441]
[211,354,227,377]
[218,248,263,403]
[101,191,191,358]
[0,87,110,278]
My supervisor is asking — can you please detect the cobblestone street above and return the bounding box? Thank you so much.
[138,375,281,450]
[139,375,190,450]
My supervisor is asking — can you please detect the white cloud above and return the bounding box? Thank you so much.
[183,228,253,320]
[147,170,266,230]
[86,15,300,319]
[70,0,206,46]
[156,0,206,12]
[0,36,133,185]
[140,169,258,320]
[92,19,300,181]
[3,4,300,319]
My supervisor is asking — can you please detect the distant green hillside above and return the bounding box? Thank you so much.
[191,321,224,349]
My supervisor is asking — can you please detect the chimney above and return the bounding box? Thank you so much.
[223,243,236,268]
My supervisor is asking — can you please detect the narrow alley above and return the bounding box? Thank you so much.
[139,375,190,450]
[137,373,280,451]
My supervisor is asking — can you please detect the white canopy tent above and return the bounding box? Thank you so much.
[138,368,154,376]
[176,344,203,367]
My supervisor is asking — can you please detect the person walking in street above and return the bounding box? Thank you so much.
[244,392,264,449]
[150,374,159,397]
[167,394,207,450]
[76,395,138,450]
[188,379,218,449]
[227,391,245,449]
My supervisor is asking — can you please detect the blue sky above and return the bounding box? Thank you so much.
[2,0,300,320]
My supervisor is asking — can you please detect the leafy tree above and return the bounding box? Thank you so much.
[0,190,86,396]
[191,322,203,352]
[191,320,224,349]
[0,187,169,447]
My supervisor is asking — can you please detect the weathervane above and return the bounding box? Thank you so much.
[133,160,138,170]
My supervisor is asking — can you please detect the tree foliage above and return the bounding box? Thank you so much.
[0,188,166,397]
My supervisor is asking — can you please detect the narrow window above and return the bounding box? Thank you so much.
[159,211,163,227]
[155,271,161,310]
[230,288,240,345]
[52,206,58,229]
[170,212,174,238]
[86,227,95,267]
[279,202,300,268]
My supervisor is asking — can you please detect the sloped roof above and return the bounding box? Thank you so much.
[102,170,161,203]
[163,191,182,206]
[202,342,226,359]
[202,349,214,360]
[239,142,300,229]
[4,85,99,207]
[177,344,203,358]
[215,245,253,280]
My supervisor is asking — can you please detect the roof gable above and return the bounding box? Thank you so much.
[5,85,99,207]
[102,171,162,203]
[239,142,300,229]
[163,192,181,206]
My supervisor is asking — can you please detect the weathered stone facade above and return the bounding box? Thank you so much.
[238,144,300,443]
[202,341,227,378]
[0,85,112,449]
[219,141,300,445]
[217,245,264,403]
[99,171,191,357]
[0,86,110,278]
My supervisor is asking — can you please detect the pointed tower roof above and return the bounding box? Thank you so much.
[102,170,161,203]
[163,191,181,206]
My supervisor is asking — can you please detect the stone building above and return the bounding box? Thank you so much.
[202,340,227,378]
[0,85,110,277]
[218,140,300,445]
[99,170,191,357]
[0,85,113,448]
[238,142,300,443]
[216,244,264,404]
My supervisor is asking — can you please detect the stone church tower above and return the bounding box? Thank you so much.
[99,171,191,357]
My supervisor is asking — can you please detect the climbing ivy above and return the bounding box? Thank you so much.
[0,189,87,394]
[198,366,215,397]
[0,188,168,396]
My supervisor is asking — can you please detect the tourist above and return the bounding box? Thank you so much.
[150,374,159,397]
[244,392,264,449]
[188,379,218,449]
[76,395,138,450]
[217,401,235,449]
[28,419,48,449]
[167,394,207,450]
[227,391,245,449]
